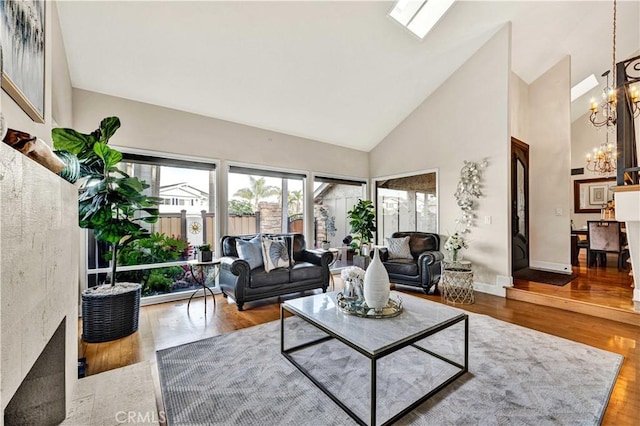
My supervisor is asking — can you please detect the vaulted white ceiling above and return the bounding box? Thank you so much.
[57,1,640,151]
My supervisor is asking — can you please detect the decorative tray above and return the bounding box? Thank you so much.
[336,292,403,319]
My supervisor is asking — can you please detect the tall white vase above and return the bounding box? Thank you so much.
[363,247,390,310]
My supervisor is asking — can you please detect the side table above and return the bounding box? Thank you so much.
[440,260,474,304]
[187,259,221,315]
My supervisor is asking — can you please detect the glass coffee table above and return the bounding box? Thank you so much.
[281,291,468,426]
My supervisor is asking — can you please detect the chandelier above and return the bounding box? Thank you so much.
[589,0,618,128]
[586,132,617,175]
[589,71,617,128]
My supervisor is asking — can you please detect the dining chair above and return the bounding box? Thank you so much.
[587,221,629,270]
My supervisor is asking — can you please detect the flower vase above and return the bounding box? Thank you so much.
[363,247,390,310]
[344,279,357,301]
[452,249,458,262]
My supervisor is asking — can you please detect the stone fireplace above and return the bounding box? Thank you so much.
[0,143,78,424]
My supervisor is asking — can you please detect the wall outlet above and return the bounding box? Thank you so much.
[555,208,563,216]
[484,216,492,225]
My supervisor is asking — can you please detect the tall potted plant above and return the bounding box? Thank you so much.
[52,117,161,343]
[347,199,376,269]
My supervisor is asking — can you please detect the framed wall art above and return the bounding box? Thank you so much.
[0,0,45,123]
[589,185,607,205]
[573,177,616,214]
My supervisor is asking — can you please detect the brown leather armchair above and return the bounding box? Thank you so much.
[377,231,444,294]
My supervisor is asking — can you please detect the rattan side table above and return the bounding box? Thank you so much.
[440,261,474,304]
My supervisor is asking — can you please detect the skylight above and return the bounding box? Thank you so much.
[390,0,456,39]
[571,74,599,102]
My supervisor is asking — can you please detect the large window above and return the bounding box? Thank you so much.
[313,176,367,268]
[375,171,438,244]
[228,166,305,235]
[86,153,217,300]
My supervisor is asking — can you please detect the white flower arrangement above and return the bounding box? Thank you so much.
[341,266,365,283]
[444,233,468,252]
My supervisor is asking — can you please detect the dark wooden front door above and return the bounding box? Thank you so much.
[511,138,530,272]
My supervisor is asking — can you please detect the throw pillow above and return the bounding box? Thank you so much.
[261,236,290,272]
[236,235,264,270]
[387,236,413,260]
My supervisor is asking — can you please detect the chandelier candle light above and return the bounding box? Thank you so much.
[588,0,640,124]
[589,0,618,129]
[585,0,624,176]
[589,70,617,128]
[586,133,617,175]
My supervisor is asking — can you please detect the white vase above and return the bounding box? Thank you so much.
[363,247,390,310]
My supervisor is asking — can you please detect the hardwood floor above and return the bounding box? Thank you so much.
[513,252,636,312]
[79,276,639,426]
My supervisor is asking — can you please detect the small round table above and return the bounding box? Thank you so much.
[440,260,474,305]
[187,259,221,315]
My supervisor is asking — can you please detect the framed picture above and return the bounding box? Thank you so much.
[0,0,45,123]
[589,185,607,205]
[573,177,616,213]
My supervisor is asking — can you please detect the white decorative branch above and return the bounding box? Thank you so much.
[454,159,488,234]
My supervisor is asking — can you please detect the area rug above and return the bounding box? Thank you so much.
[513,267,577,286]
[157,312,621,425]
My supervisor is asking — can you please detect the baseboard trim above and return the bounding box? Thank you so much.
[496,275,513,288]
[529,261,573,274]
[634,288,640,302]
[473,281,506,297]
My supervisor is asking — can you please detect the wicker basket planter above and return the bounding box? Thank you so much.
[81,283,141,343]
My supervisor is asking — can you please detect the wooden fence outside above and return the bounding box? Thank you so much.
[152,210,187,240]
[151,210,266,243]
[149,210,310,242]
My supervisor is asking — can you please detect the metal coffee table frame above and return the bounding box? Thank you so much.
[280,296,468,426]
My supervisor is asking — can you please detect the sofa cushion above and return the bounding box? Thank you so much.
[236,235,264,270]
[383,259,418,276]
[290,262,323,282]
[391,232,439,257]
[261,236,290,272]
[249,267,290,288]
[387,236,413,259]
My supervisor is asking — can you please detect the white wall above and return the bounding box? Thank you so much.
[570,112,613,228]
[369,25,512,293]
[50,3,73,127]
[510,72,529,142]
[1,3,73,137]
[528,57,572,272]
[72,89,370,246]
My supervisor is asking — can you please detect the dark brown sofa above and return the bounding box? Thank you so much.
[219,233,331,310]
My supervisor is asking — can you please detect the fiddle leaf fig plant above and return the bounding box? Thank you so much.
[346,199,376,252]
[52,117,161,287]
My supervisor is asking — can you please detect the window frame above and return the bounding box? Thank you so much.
[226,161,309,238]
[83,146,220,306]
[371,168,439,245]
